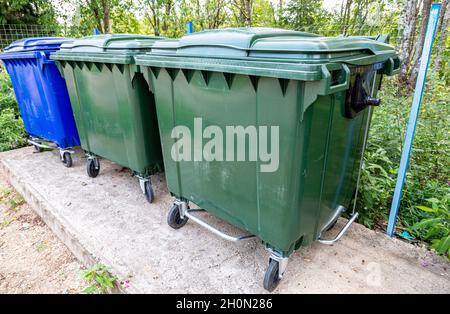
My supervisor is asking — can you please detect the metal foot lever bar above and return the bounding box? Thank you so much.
[318,212,359,245]
[28,138,75,156]
[28,138,58,150]
[182,207,255,242]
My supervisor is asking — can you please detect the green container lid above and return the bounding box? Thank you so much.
[149,27,397,65]
[136,28,400,83]
[51,34,164,64]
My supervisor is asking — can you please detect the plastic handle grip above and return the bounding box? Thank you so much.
[38,51,56,65]
[384,56,401,76]
[321,63,350,95]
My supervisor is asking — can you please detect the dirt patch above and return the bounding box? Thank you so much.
[0,181,84,293]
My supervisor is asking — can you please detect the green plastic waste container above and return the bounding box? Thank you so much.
[135,28,400,290]
[51,34,164,203]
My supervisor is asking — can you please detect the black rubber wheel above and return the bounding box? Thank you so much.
[144,180,154,203]
[62,152,73,168]
[34,145,43,153]
[263,259,281,292]
[87,159,100,178]
[167,203,188,229]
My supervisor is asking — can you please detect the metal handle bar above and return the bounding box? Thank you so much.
[318,212,359,245]
[184,209,255,242]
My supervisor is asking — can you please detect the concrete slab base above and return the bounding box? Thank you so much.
[0,147,448,293]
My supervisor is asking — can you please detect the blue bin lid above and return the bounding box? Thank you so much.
[3,37,73,53]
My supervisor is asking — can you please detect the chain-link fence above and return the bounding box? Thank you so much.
[294,23,407,47]
[0,24,60,50]
[0,22,413,52]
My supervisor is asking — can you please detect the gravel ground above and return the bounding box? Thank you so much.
[0,181,84,293]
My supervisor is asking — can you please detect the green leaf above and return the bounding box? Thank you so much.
[413,217,442,228]
[425,198,440,204]
[82,284,96,294]
[389,168,397,174]
[96,275,108,286]
[435,235,450,255]
[415,205,437,213]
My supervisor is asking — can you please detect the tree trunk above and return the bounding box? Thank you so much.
[205,0,224,29]
[396,0,408,51]
[244,0,252,26]
[434,0,450,74]
[398,0,419,87]
[101,0,110,34]
[357,0,370,34]
[161,1,173,33]
[409,0,431,86]
[145,8,160,36]
[153,12,160,36]
[195,0,204,30]
[213,0,225,29]
[88,0,103,33]
[233,0,252,26]
[436,0,447,32]
[278,0,284,25]
[341,0,353,35]
[348,0,363,34]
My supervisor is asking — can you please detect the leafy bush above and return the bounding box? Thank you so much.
[0,66,19,112]
[0,108,27,151]
[358,75,450,258]
[0,66,27,152]
[411,196,450,257]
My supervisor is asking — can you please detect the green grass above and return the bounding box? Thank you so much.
[357,74,450,258]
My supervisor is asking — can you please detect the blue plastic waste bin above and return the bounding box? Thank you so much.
[0,37,80,167]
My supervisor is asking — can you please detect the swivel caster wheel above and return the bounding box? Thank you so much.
[144,180,154,203]
[263,258,281,292]
[61,152,73,168]
[167,203,189,229]
[87,158,100,178]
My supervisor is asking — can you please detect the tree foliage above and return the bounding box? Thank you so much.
[111,0,140,33]
[282,0,327,30]
[0,0,57,25]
